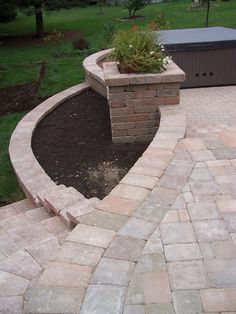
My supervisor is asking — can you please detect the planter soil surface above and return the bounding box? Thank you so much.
[32,89,150,199]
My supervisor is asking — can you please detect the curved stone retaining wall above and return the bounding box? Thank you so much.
[9,50,186,228]
[9,83,90,205]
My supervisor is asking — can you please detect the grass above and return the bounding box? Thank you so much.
[0,0,235,204]
[0,113,25,205]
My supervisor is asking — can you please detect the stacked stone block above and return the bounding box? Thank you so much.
[108,82,182,143]
[104,62,185,143]
[83,49,185,144]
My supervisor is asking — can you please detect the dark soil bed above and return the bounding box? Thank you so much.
[32,89,149,199]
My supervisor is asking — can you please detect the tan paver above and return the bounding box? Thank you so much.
[3,85,236,313]
[39,261,93,288]
[66,224,115,248]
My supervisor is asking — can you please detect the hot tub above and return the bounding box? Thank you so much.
[158,27,236,88]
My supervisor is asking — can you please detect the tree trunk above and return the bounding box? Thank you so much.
[35,4,44,38]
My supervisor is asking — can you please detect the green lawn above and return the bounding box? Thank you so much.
[0,0,235,205]
[0,113,25,205]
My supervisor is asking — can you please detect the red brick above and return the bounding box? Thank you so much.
[149,98,164,106]
[164,96,180,105]
[111,107,132,116]
[127,99,150,107]
[133,106,158,114]
[111,116,127,123]
[112,130,128,137]
[133,90,156,99]
[128,128,149,136]
[149,83,164,90]
[158,89,180,97]
[125,84,149,92]
[134,120,157,128]
[127,114,150,122]
[110,101,125,108]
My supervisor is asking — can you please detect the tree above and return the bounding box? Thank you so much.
[122,0,148,18]
[0,0,17,23]
[15,0,82,38]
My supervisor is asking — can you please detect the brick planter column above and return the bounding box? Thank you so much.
[103,61,185,144]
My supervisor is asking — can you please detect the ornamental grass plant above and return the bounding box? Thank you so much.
[111,25,171,73]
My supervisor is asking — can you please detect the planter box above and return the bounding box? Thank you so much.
[83,49,185,143]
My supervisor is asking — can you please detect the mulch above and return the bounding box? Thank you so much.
[32,89,148,199]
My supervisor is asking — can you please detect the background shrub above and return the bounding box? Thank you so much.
[0,0,17,23]
[73,37,90,50]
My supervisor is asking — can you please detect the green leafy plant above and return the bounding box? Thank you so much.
[102,20,118,46]
[148,13,170,30]
[112,25,171,73]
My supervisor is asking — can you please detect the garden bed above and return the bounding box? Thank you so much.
[32,89,149,199]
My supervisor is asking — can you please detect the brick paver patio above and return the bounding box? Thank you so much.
[1,85,236,313]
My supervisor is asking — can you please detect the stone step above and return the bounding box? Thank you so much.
[66,197,101,225]
[0,199,36,222]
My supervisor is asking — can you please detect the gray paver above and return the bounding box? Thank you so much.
[135,253,166,273]
[211,240,236,259]
[118,218,156,240]
[164,243,202,261]
[145,303,175,314]
[143,237,163,254]
[104,236,145,261]
[25,207,52,223]
[0,250,42,280]
[39,262,93,288]
[142,271,171,304]
[91,258,135,285]
[9,223,53,245]
[187,201,221,220]
[79,210,129,231]
[205,259,236,287]
[168,260,210,290]
[189,167,213,181]
[24,286,84,314]
[0,230,25,256]
[26,237,60,267]
[0,270,29,297]
[160,222,196,244]
[125,273,144,305]
[173,290,202,314]
[200,288,236,312]
[0,296,23,314]
[189,181,219,196]
[134,201,169,223]
[123,304,145,314]
[81,285,126,314]
[193,220,230,242]
[55,241,104,266]
[223,212,236,232]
